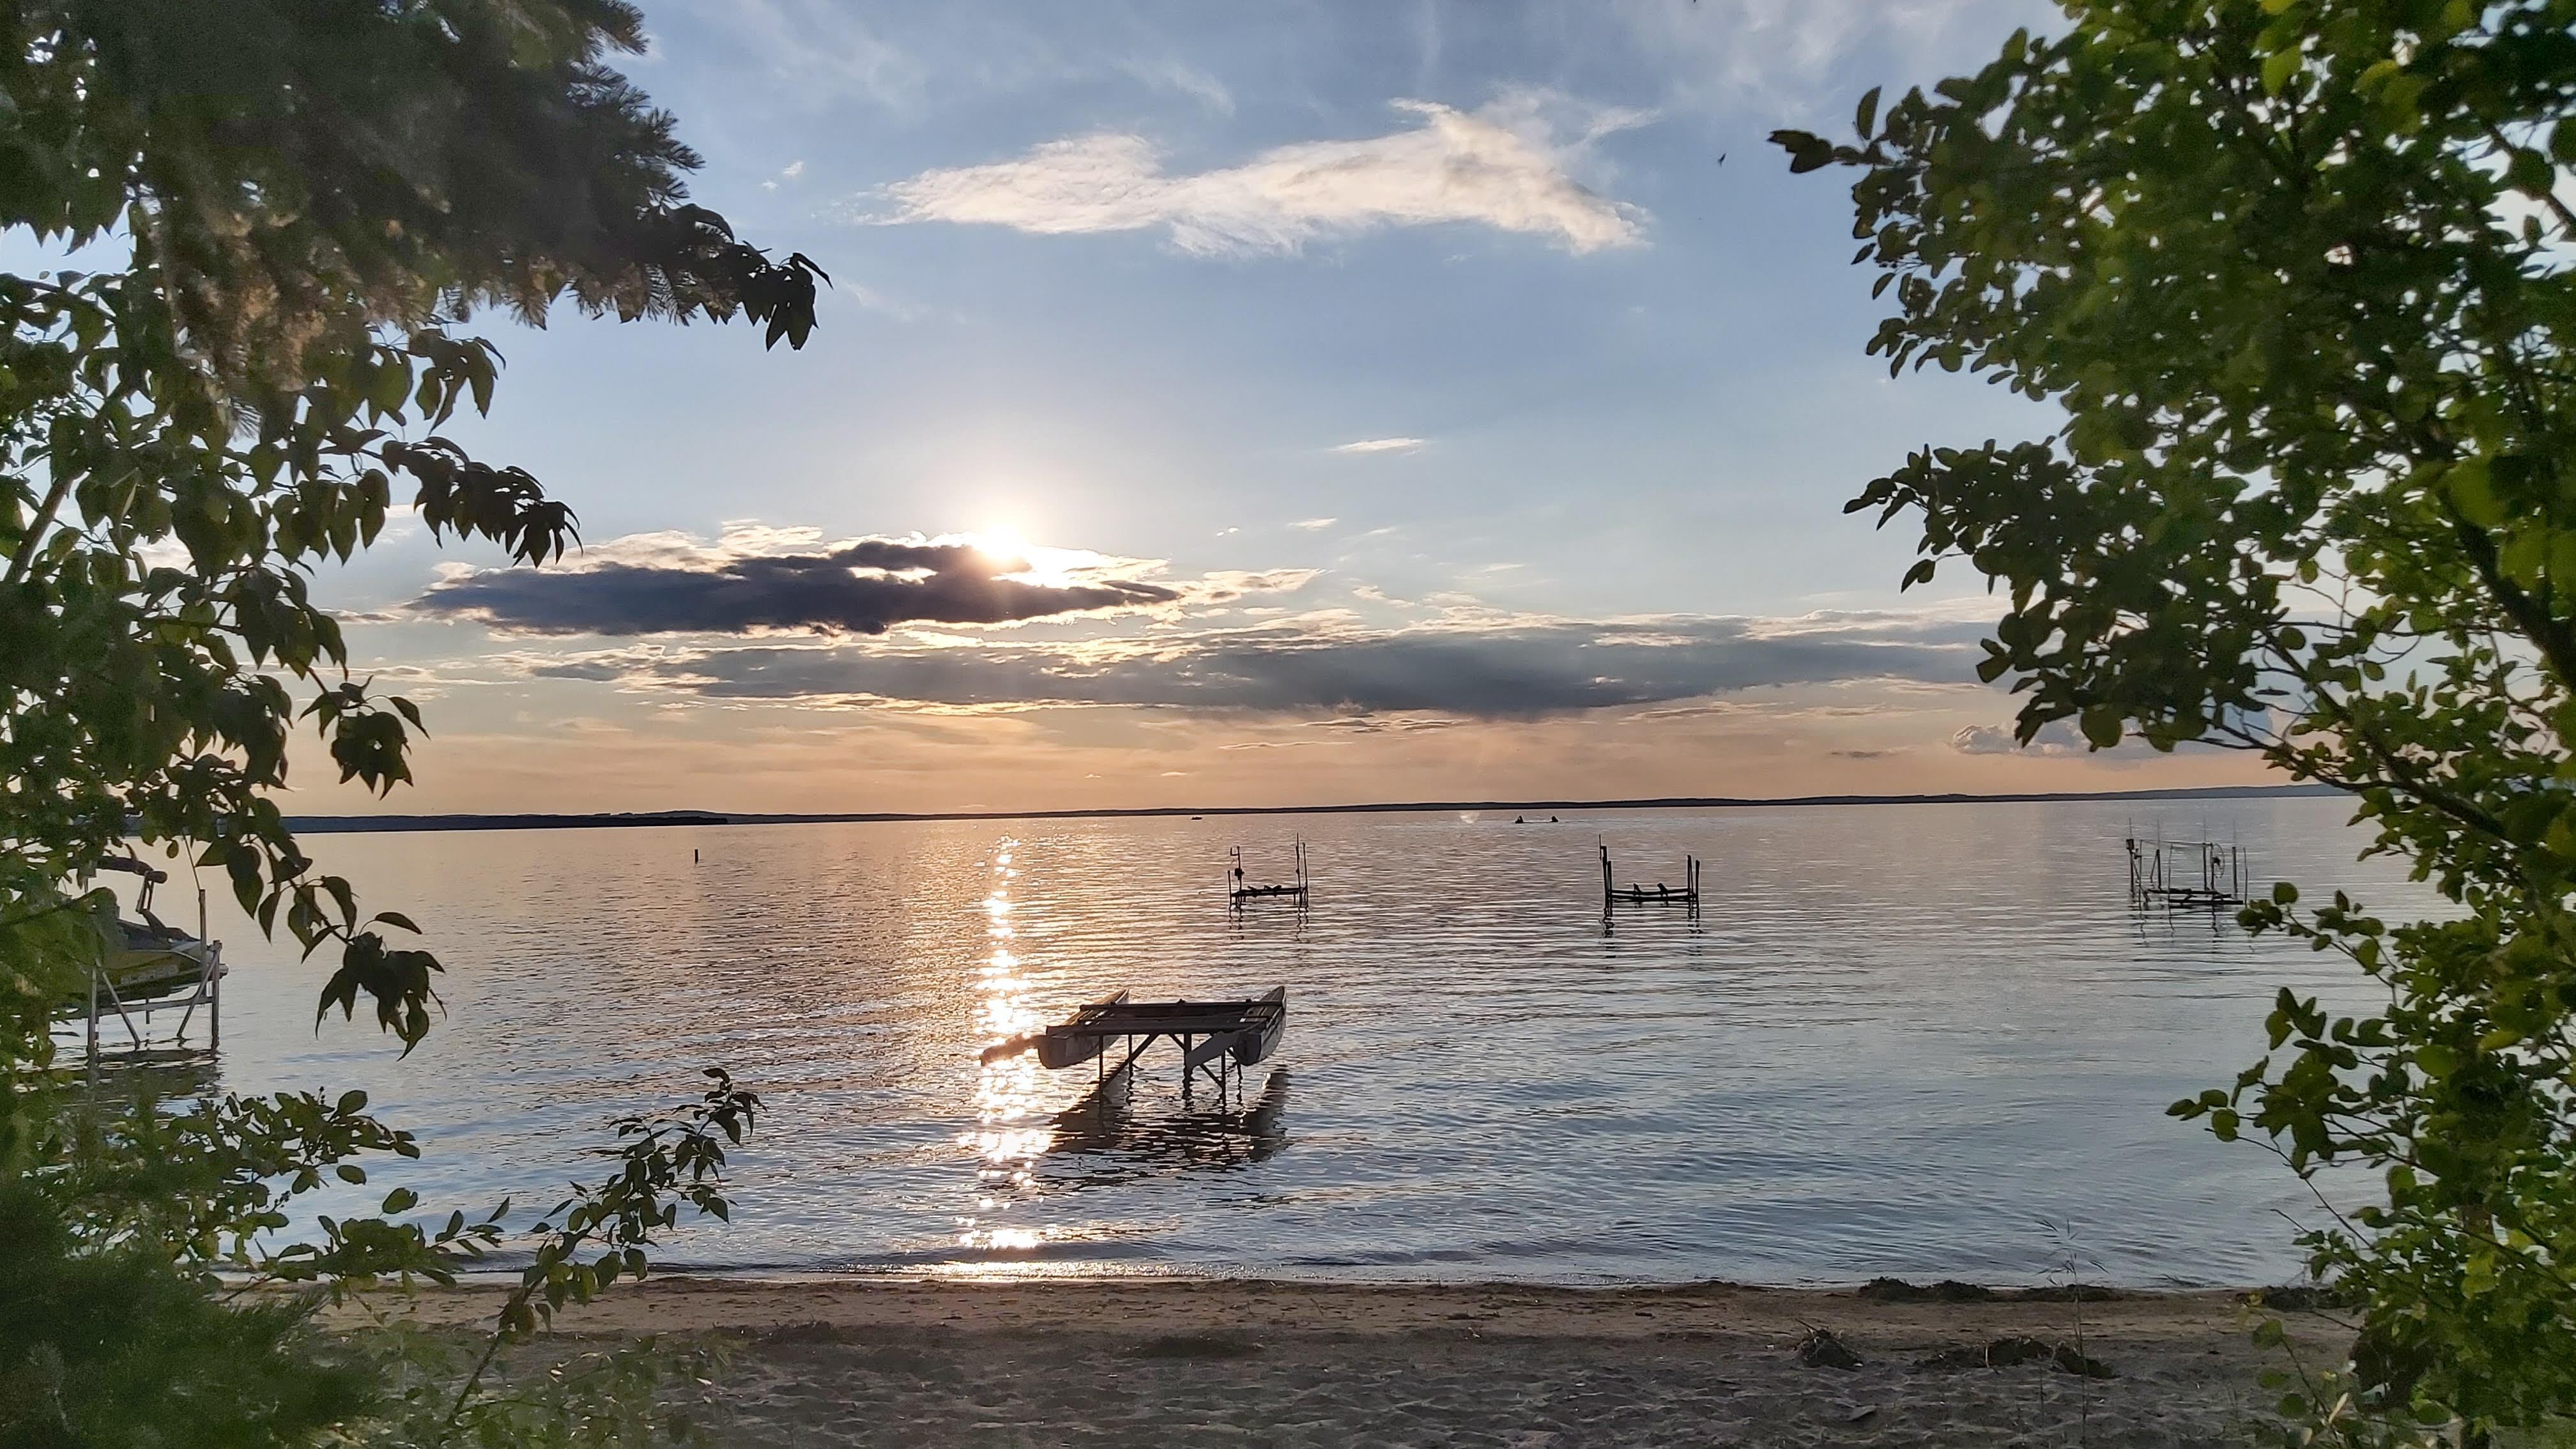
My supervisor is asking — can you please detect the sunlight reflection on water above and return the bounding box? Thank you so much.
[193,796,2436,1286]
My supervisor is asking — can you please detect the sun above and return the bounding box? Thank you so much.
[958,526,1105,592]
[970,527,1031,564]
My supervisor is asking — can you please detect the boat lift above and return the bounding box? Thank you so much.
[983,988,1288,1100]
[63,858,226,1074]
[2126,825,2249,910]
[1600,843,1701,914]
[1227,842,1310,909]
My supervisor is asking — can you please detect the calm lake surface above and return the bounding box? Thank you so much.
[167,795,2434,1287]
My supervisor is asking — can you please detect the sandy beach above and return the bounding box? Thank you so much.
[371,1276,2347,1446]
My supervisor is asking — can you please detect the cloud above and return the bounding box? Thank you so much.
[409,526,1322,638]
[1196,568,1327,601]
[1613,0,2048,116]
[1950,719,2089,756]
[1120,55,1234,114]
[526,612,1981,717]
[1289,517,1339,531]
[413,529,1196,637]
[1330,437,1425,454]
[867,92,1648,256]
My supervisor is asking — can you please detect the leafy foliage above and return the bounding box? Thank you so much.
[1,2,815,1443]
[1780,0,2576,1439]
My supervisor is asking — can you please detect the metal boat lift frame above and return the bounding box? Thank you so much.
[81,940,224,1065]
[1228,841,1310,910]
[1600,844,1701,914]
[66,879,224,1077]
[2126,825,2249,910]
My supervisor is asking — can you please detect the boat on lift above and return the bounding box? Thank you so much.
[56,858,226,1039]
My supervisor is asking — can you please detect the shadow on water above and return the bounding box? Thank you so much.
[1039,1065,1291,1186]
[54,1050,220,1100]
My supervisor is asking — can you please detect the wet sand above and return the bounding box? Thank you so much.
[369,1276,2345,1446]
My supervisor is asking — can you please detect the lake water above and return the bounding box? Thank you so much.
[148,794,2434,1287]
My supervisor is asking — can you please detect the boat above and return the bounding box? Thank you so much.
[54,857,226,1025]
[82,918,225,1008]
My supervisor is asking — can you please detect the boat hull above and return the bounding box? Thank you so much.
[54,928,222,1018]
[1233,986,1287,1066]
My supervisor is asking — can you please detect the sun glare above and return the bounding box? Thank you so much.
[970,527,1031,564]
[959,526,1108,592]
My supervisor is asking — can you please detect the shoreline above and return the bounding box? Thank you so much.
[371,1271,2327,1338]
[364,1275,2347,1446]
[281,782,2335,836]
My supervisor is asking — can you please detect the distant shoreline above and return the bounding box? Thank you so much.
[282,782,2338,835]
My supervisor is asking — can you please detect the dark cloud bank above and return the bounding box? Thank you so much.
[539,618,1982,717]
[418,539,1177,636]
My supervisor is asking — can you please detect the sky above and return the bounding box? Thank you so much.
[250,0,2272,814]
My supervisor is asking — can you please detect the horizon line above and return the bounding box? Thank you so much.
[280,782,2340,835]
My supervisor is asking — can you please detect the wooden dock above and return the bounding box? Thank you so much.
[983,987,1288,1096]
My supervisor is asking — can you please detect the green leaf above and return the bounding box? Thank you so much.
[2260,47,2302,95]
[2506,146,2555,198]
[1771,129,1837,174]
[2443,459,2503,527]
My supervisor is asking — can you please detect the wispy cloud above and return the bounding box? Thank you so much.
[865,91,1649,256]
[1120,55,1234,114]
[1290,517,1339,531]
[1330,437,1425,454]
